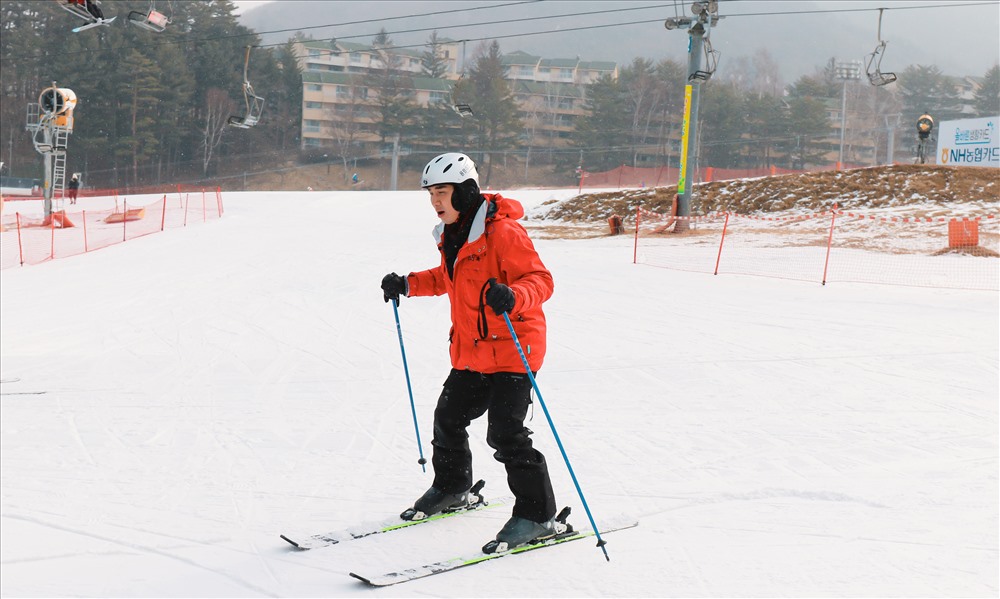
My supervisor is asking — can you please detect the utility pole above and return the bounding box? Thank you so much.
[835,60,862,167]
[390,133,400,191]
[665,1,720,232]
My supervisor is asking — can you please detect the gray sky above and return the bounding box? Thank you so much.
[235,1,1000,82]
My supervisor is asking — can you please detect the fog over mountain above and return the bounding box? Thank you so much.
[236,0,1000,84]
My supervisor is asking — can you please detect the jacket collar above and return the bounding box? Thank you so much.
[432,198,491,245]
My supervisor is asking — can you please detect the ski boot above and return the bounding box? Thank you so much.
[400,479,485,521]
[482,506,572,554]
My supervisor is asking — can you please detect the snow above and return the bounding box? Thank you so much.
[1,189,997,597]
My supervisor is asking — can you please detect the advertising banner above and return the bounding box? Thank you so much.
[936,116,1000,167]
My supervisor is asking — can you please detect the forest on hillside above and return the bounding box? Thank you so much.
[0,0,301,189]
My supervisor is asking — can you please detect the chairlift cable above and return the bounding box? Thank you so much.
[248,1,996,54]
[5,1,993,64]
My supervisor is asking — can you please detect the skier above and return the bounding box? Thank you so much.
[85,0,104,20]
[67,174,80,204]
[381,152,559,552]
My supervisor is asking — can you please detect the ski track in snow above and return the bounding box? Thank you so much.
[1,190,997,597]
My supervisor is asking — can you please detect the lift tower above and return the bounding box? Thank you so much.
[665,1,720,232]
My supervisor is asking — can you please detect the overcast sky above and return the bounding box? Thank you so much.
[234,1,999,82]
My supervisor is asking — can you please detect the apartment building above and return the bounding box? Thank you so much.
[293,39,618,153]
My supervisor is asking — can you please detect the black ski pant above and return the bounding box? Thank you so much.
[430,368,556,523]
[86,0,103,19]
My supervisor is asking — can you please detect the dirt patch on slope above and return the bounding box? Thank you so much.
[528,165,999,227]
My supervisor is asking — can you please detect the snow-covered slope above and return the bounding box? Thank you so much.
[1,189,996,597]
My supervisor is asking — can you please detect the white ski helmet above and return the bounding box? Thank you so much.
[421,152,479,188]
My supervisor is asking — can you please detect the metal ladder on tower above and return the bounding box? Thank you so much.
[51,127,69,205]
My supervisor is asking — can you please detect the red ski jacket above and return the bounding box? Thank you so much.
[407,194,553,374]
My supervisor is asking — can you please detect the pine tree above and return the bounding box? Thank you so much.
[973,65,1000,117]
[785,96,831,168]
[421,31,449,79]
[114,49,166,186]
[897,64,964,125]
[465,41,521,186]
[368,28,417,144]
[698,82,746,168]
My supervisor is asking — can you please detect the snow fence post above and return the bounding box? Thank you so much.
[16,212,24,266]
[49,210,55,260]
[633,206,641,264]
[822,204,839,285]
[714,212,730,275]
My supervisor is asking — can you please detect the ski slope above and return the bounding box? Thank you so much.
[1,189,997,597]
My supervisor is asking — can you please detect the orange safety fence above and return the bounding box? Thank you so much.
[632,206,999,291]
[1,187,223,269]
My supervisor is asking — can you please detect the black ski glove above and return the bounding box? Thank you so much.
[485,279,515,315]
[381,272,408,303]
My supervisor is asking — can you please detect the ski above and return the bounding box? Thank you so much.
[349,516,638,587]
[72,16,115,33]
[281,481,508,550]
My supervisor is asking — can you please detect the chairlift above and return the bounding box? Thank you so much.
[128,1,171,33]
[450,79,474,118]
[864,8,897,86]
[58,0,95,21]
[228,46,265,129]
[450,41,475,118]
[57,0,114,30]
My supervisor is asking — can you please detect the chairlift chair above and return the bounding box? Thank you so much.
[864,8,897,86]
[59,1,91,21]
[228,46,265,128]
[58,0,96,21]
[449,77,474,118]
[128,1,171,33]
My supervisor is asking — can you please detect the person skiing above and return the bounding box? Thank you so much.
[380,152,559,552]
[67,174,80,204]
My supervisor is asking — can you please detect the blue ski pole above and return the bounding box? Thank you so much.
[391,298,427,472]
[493,295,610,560]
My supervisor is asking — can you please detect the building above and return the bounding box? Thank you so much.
[292,39,618,156]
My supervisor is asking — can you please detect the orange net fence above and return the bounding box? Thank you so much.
[633,207,999,291]
[1,188,223,269]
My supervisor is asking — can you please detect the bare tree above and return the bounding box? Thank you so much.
[327,75,369,182]
[201,88,235,177]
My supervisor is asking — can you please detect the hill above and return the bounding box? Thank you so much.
[526,164,999,233]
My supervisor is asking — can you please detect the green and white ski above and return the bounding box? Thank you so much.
[349,517,638,587]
